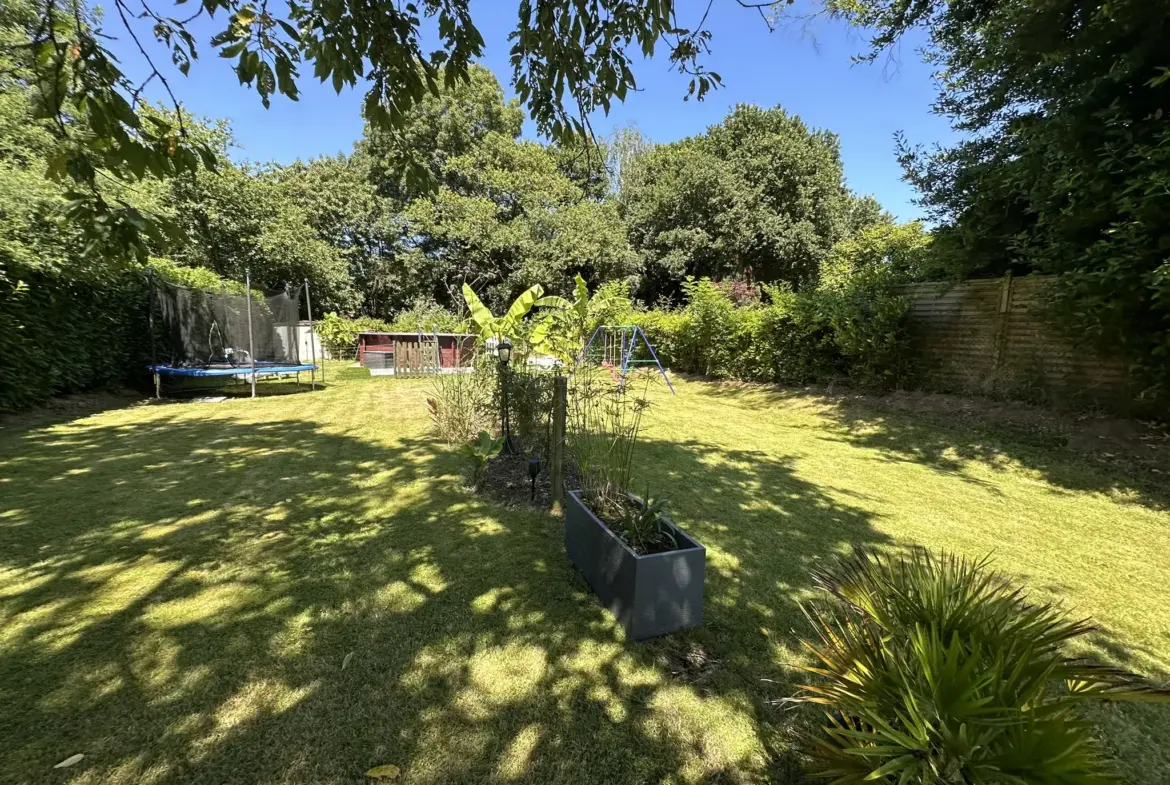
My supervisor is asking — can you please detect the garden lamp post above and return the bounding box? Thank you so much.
[497,339,516,454]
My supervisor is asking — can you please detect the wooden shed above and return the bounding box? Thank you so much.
[357,331,477,373]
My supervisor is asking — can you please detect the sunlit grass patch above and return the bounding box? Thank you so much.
[0,365,1167,783]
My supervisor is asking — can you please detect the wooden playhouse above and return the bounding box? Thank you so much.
[357,331,476,375]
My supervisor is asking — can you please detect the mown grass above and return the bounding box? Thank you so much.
[1,367,1168,784]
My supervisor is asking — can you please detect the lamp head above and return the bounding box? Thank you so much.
[528,454,541,480]
[497,340,513,364]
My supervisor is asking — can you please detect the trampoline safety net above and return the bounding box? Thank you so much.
[153,278,302,368]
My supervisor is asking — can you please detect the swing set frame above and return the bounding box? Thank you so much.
[580,324,675,394]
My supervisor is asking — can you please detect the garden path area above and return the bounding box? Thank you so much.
[2,369,1169,785]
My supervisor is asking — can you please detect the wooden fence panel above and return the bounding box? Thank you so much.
[896,275,1132,409]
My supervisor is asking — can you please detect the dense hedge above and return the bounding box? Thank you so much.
[0,262,150,413]
[0,257,269,414]
[628,277,912,390]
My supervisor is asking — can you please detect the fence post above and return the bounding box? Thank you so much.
[992,272,1014,393]
[551,375,568,509]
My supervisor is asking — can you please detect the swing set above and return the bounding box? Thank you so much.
[580,324,675,394]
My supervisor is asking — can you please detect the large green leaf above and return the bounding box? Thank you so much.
[461,283,496,339]
[534,295,571,309]
[503,284,545,326]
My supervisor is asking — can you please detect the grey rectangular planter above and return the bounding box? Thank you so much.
[564,490,705,641]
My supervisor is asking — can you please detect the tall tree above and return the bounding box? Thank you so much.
[276,153,402,317]
[623,103,853,302]
[167,158,357,312]
[606,122,654,200]
[828,0,1170,395]
[13,0,774,261]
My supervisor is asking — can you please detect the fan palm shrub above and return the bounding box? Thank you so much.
[792,549,1169,784]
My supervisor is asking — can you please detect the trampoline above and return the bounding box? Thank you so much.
[147,362,318,378]
[147,267,322,398]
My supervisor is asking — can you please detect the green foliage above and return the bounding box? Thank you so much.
[426,356,496,446]
[314,312,391,359]
[794,548,1170,783]
[22,0,767,265]
[616,490,676,555]
[0,261,148,413]
[386,300,461,333]
[149,257,252,297]
[623,104,851,303]
[389,76,637,311]
[568,371,655,516]
[820,221,933,292]
[503,366,557,453]
[829,0,1170,401]
[629,276,912,390]
[275,152,402,317]
[460,430,504,489]
[530,274,632,369]
[462,282,558,347]
[167,158,357,313]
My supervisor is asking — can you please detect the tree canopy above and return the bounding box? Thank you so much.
[622,104,855,302]
[826,0,1170,395]
[10,0,770,263]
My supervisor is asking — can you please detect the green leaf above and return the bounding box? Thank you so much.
[503,284,544,326]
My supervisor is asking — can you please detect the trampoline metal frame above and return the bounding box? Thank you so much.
[148,266,321,399]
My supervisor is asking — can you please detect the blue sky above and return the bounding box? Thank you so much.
[105,0,958,221]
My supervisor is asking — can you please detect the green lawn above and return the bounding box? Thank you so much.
[2,368,1169,785]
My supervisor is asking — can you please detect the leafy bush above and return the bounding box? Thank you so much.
[793,549,1169,784]
[460,431,504,489]
[150,257,251,296]
[386,299,462,333]
[627,308,686,369]
[823,273,912,389]
[503,365,556,453]
[628,276,912,390]
[315,313,392,359]
[819,221,933,293]
[675,278,736,376]
[427,356,496,445]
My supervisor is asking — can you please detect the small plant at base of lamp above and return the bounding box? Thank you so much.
[461,430,505,489]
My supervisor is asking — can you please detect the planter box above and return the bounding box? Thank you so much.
[564,490,705,640]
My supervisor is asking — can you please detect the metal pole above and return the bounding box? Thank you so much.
[147,265,160,399]
[637,325,676,395]
[245,267,257,398]
[500,359,515,455]
[551,376,567,507]
[304,279,317,390]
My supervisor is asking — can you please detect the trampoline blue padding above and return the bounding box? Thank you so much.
[149,363,318,378]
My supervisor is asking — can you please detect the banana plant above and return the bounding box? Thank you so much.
[461,283,567,345]
[529,274,620,368]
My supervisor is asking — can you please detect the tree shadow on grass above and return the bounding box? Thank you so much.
[690,381,1170,512]
[630,437,892,781]
[0,405,886,785]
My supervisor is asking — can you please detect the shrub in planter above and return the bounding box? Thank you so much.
[792,549,1170,783]
[565,372,705,640]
